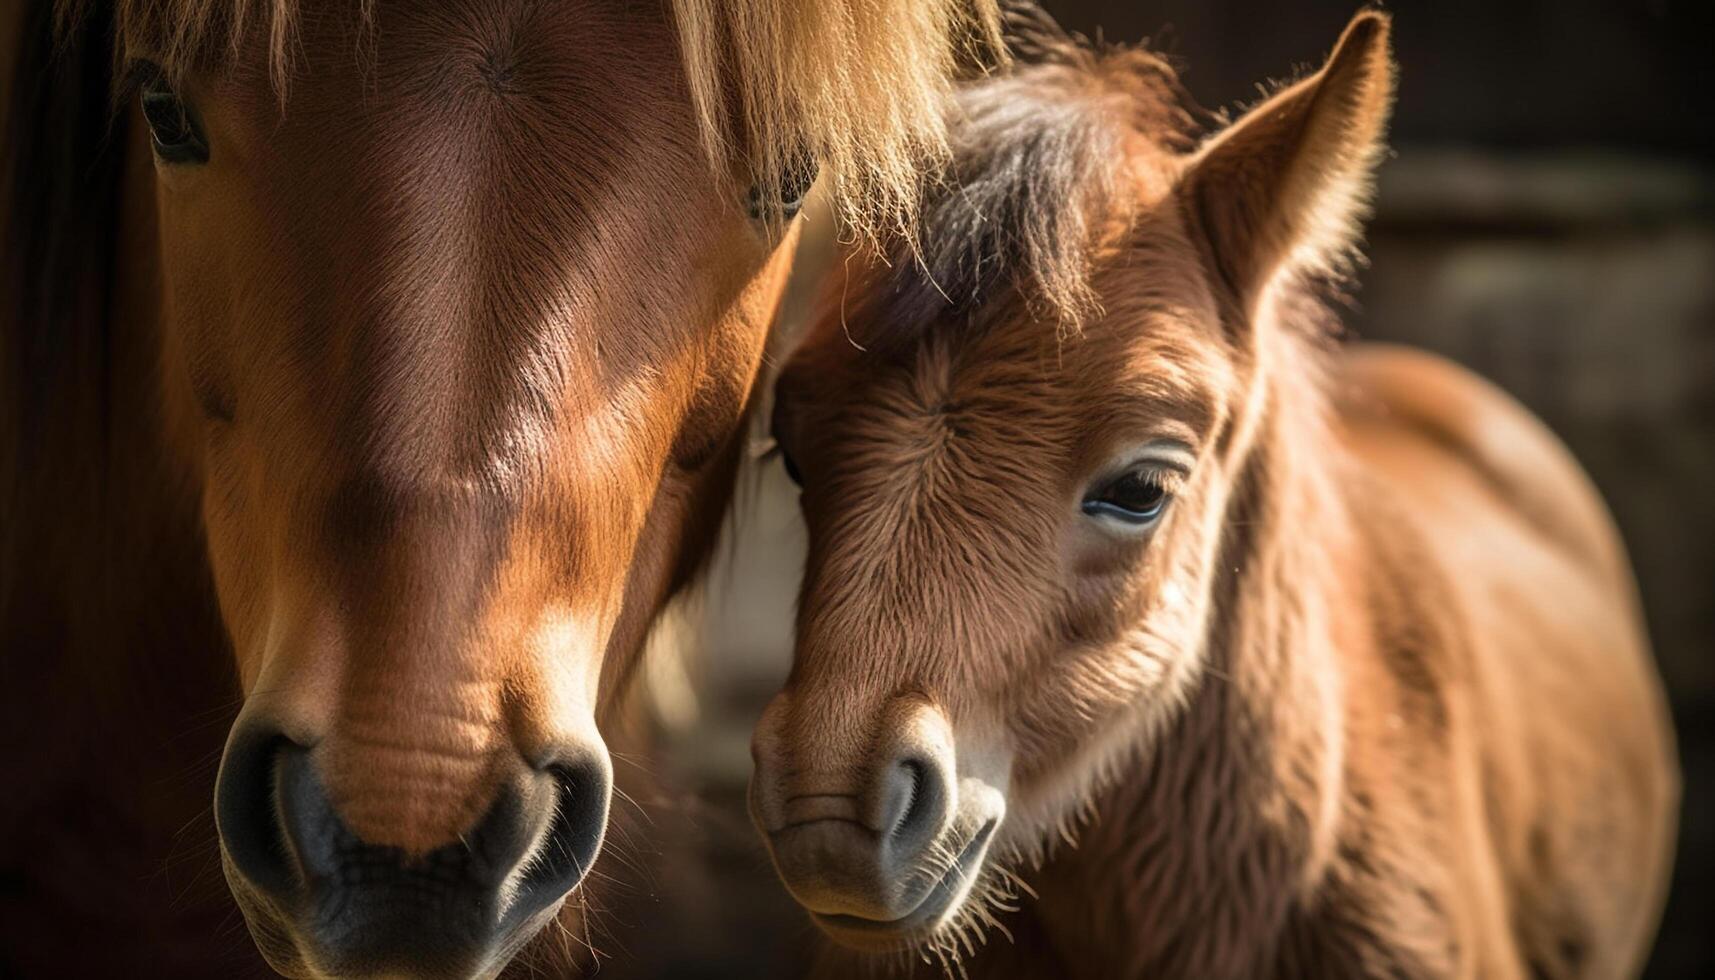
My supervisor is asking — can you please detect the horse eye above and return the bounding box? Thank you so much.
[139,71,209,165]
[770,418,804,487]
[1081,469,1171,527]
[773,434,803,487]
[746,157,819,222]
[778,448,803,486]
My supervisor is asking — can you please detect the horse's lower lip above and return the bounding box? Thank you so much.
[811,818,999,949]
[224,859,563,980]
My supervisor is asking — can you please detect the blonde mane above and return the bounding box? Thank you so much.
[56,0,1003,241]
[676,0,1002,241]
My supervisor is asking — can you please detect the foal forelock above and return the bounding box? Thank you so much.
[836,29,1207,362]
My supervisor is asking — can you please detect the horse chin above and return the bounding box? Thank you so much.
[222,865,313,978]
[809,817,999,954]
[222,854,561,980]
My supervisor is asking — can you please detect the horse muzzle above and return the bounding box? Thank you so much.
[214,723,610,980]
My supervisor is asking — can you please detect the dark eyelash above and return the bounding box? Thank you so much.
[113,60,163,106]
[1146,468,1184,492]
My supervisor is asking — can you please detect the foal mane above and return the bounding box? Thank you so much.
[49,0,1005,241]
[852,8,1209,351]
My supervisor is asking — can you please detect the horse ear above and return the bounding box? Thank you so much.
[1180,11,1394,308]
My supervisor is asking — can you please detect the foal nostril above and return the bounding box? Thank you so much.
[757,750,961,923]
[879,757,948,859]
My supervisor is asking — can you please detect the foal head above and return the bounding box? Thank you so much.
[66,0,995,974]
[753,11,1394,956]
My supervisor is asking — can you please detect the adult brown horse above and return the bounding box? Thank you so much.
[756,9,1678,977]
[0,0,998,976]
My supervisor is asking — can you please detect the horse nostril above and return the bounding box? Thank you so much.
[273,745,356,893]
[513,754,611,916]
[215,726,298,901]
[215,726,613,976]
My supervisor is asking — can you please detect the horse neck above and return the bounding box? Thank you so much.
[1027,300,1364,975]
[5,115,235,828]
[0,79,249,960]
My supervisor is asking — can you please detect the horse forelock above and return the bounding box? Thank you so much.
[54,0,1006,241]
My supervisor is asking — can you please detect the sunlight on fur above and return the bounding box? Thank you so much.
[63,0,1006,242]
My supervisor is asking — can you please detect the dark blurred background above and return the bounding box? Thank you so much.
[0,2,1701,977]
[668,2,1712,977]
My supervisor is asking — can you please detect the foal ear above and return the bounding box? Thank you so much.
[1180,11,1394,307]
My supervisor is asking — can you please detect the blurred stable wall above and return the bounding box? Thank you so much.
[684,1,1715,977]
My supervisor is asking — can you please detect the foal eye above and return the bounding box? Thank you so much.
[1082,469,1172,528]
[138,69,209,165]
[746,157,819,222]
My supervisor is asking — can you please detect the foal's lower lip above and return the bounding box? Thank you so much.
[812,818,999,947]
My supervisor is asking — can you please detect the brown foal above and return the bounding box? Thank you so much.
[754,10,1677,977]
